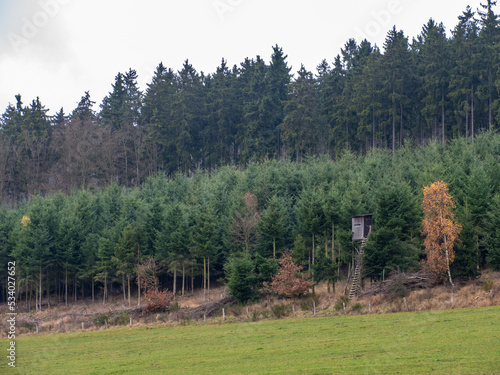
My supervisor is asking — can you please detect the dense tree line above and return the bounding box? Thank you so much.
[1,3,500,203]
[1,133,500,306]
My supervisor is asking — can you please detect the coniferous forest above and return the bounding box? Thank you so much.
[1,3,500,305]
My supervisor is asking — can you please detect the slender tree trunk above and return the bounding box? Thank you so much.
[332,222,335,261]
[137,246,141,306]
[74,274,77,303]
[392,110,396,156]
[65,267,68,305]
[128,275,131,307]
[273,237,276,259]
[208,256,210,301]
[173,266,177,297]
[372,107,376,149]
[122,274,126,301]
[400,102,403,148]
[39,267,42,311]
[47,268,50,308]
[312,233,315,265]
[465,95,469,139]
[471,83,475,142]
[25,276,28,310]
[182,263,185,297]
[441,90,445,145]
[137,275,141,306]
[325,229,328,257]
[203,256,207,301]
[92,276,95,304]
[103,271,107,305]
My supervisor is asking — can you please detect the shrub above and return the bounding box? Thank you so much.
[112,312,130,326]
[251,310,260,321]
[169,301,180,313]
[271,303,292,319]
[299,295,319,311]
[230,304,243,317]
[351,303,363,312]
[271,251,313,298]
[95,315,109,327]
[260,309,271,318]
[334,296,350,311]
[144,289,174,313]
[483,279,494,292]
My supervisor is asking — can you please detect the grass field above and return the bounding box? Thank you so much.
[1,306,499,374]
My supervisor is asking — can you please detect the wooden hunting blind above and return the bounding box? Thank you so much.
[352,214,373,241]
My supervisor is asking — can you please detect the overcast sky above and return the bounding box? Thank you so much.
[0,0,482,116]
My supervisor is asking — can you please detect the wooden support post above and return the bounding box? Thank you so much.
[369,301,371,312]
[105,319,108,329]
[130,317,133,327]
[403,297,408,311]
[246,306,249,319]
[313,301,316,315]
[222,308,225,321]
[82,322,84,330]
[204,312,206,323]
[292,304,295,316]
[36,325,39,335]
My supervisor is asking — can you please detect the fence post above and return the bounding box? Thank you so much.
[246,306,249,319]
[82,322,85,330]
[130,317,133,327]
[313,301,316,315]
[222,308,225,321]
[204,312,206,323]
[403,297,408,311]
[36,325,39,335]
[105,319,108,329]
[292,304,295,316]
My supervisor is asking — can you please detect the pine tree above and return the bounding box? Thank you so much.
[280,65,319,162]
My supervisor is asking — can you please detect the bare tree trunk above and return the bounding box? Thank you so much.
[103,271,107,305]
[182,263,185,297]
[312,233,315,265]
[372,108,375,149]
[332,223,335,261]
[122,274,126,301]
[173,266,177,297]
[203,256,207,301]
[191,265,194,295]
[471,83,475,142]
[65,267,68,305]
[137,275,141,306]
[465,95,469,139]
[442,90,445,145]
[39,267,42,311]
[128,275,131,307]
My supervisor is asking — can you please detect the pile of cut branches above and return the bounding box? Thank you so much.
[358,271,435,299]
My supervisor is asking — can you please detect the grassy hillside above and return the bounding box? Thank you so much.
[1,306,499,374]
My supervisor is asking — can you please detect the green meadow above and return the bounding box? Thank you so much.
[1,306,499,374]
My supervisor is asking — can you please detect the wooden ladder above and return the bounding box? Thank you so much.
[348,237,367,299]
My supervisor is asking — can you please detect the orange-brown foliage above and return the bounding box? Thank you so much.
[422,180,462,279]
